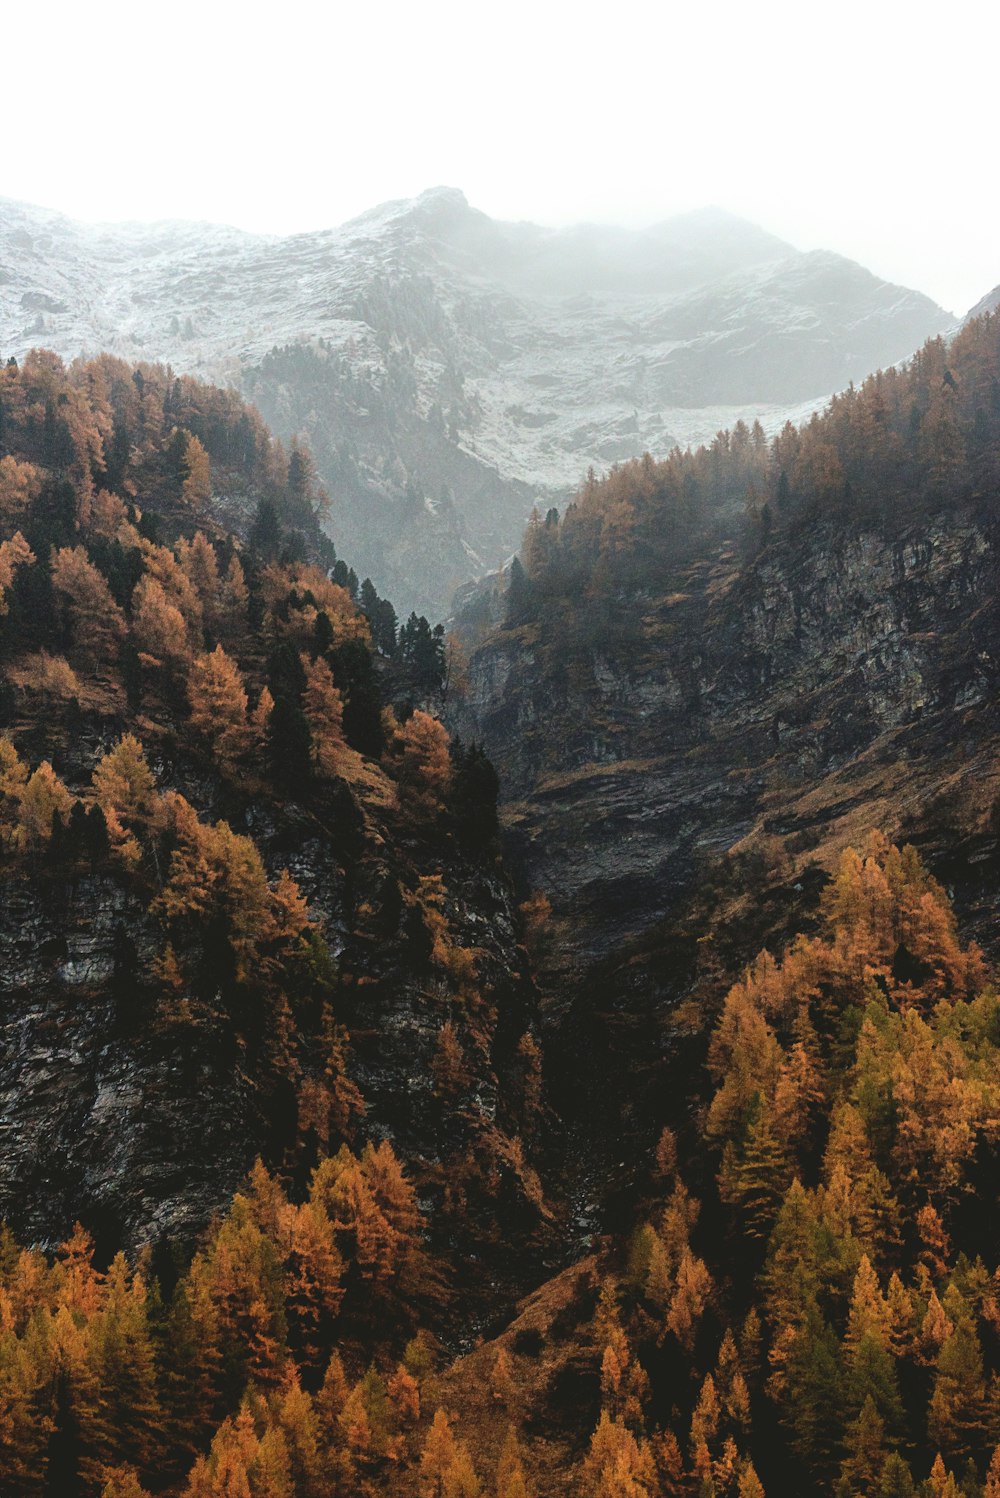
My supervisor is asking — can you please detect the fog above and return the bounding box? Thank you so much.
[5,0,997,314]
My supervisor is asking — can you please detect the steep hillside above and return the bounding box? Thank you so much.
[458,314,1000,988]
[3,319,1000,1498]
[0,351,550,1324]
[0,191,951,615]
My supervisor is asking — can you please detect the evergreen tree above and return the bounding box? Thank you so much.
[504,557,532,627]
[330,639,384,757]
[450,741,500,848]
[266,696,313,795]
[250,499,282,561]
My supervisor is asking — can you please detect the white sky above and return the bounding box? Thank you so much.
[5,0,998,315]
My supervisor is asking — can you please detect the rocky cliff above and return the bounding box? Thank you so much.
[0,761,542,1284]
[462,514,1000,975]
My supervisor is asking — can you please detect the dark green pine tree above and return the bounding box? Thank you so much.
[504,556,532,626]
[85,804,110,862]
[268,641,308,703]
[398,614,445,699]
[330,639,384,757]
[450,741,499,849]
[836,1396,887,1498]
[359,578,379,617]
[266,696,313,794]
[249,498,282,562]
[372,599,398,657]
[875,1453,915,1498]
[313,608,335,659]
[783,1307,847,1478]
[845,1333,905,1439]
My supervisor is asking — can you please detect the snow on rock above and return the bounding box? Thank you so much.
[0,189,953,617]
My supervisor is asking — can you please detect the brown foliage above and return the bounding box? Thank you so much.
[51,545,126,659]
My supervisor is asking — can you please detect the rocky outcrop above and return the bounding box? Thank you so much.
[0,737,544,1287]
[460,513,1000,982]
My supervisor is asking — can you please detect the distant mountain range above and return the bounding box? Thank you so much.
[0,188,957,615]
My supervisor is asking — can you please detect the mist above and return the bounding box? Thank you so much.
[5,0,997,314]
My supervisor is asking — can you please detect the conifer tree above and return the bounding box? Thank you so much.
[100,1469,153,1498]
[181,435,211,511]
[188,645,250,771]
[876,1453,916,1497]
[89,1254,163,1476]
[301,654,345,777]
[52,545,126,659]
[16,761,72,848]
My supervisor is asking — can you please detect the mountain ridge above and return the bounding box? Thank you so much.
[0,190,954,616]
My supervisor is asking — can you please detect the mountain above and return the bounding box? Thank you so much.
[456,315,1000,984]
[0,350,551,1322]
[967,284,1000,321]
[3,319,1000,1494]
[0,190,952,616]
[451,310,1000,1188]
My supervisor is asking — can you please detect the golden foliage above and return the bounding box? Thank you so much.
[0,530,35,614]
[392,710,452,821]
[51,545,125,657]
[0,457,42,520]
[131,575,190,664]
[188,645,250,771]
[301,655,346,778]
[181,433,212,511]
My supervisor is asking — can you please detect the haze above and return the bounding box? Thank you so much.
[6,0,998,315]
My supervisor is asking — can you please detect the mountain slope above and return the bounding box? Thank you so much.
[456,313,1000,991]
[0,191,952,615]
[0,350,550,1324]
[1,331,1000,1495]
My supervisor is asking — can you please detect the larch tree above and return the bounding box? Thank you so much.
[301,654,346,778]
[181,434,212,511]
[188,645,250,773]
[51,545,126,660]
[17,762,73,848]
[0,736,29,847]
[419,1409,460,1498]
[219,555,250,639]
[737,1460,766,1498]
[21,651,81,706]
[0,456,43,519]
[131,575,190,665]
[251,685,276,754]
[100,1468,154,1498]
[392,710,452,822]
[0,530,35,614]
[176,532,221,628]
[89,1254,163,1476]
[272,1374,325,1496]
[55,1223,104,1320]
[496,1428,530,1498]
[92,735,160,864]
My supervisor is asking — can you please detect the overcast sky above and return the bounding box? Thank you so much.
[5,0,997,314]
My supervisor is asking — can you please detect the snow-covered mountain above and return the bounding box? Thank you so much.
[0,188,952,616]
[965,285,1000,323]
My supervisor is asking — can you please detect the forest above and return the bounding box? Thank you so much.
[2,322,1000,1498]
[500,312,1000,644]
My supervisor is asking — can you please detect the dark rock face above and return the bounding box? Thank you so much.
[0,764,540,1269]
[459,515,1000,982]
[0,873,255,1253]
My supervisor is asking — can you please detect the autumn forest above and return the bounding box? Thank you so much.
[3,292,1000,1498]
